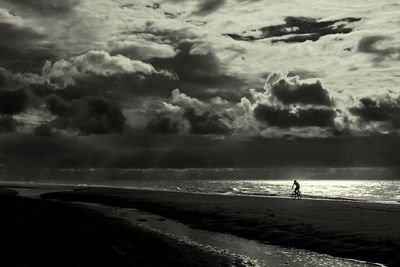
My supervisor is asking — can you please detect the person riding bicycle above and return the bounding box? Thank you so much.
[292,180,300,195]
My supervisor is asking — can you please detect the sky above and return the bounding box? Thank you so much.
[0,0,400,168]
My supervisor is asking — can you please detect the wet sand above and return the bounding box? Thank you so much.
[82,201,382,267]
[0,188,245,267]
[42,187,400,267]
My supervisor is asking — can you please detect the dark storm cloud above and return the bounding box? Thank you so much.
[147,113,182,134]
[34,124,54,137]
[46,95,127,135]
[224,16,361,43]
[0,89,28,115]
[119,31,247,99]
[146,107,232,135]
[35,40,246,102]
[0,22,55,72]
[183,107,231,135]
[350,97,400,128]
[254,104,336,128]
[51,72,176,103]
[358,36,400,61]
[164,0,226,16]
[1,0,81,15]
[271,79,333,106]
[32,48,175,102]
[46,94,72,117]
[193,0,226,16]
[0,116,17,134]
[150,42,246,100]
[30,84,54,98]
[73,41,244,101]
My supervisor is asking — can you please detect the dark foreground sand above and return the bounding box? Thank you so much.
[42,188,400,267]
[0,188,244,267]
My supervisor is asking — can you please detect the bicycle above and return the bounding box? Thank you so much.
[291,190,302,200]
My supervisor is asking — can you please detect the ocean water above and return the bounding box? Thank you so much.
[1,167,399,204]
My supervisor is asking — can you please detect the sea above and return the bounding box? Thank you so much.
[1,167,399,204]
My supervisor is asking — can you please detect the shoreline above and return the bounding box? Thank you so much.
[2,180,399,205]
[0,189,246,267]
[42,187,400,267]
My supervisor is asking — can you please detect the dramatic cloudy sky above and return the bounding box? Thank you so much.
[1,0,400,168]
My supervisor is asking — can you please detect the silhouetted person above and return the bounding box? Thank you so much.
[292,180,300,195]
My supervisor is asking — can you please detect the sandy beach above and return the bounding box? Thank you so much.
[0,187,245,267]
[41,187,400,267]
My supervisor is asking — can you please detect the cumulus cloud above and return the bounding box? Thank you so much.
[223,72,342,136]
[254,72,335,107]
[143,73,345,138]
[1,0,400,168]
[161,102,182,113]
[171,88,204,108]
[268,75,333,106]
[42,50,164,89]
[0,0,399,141]
[146,89,233,135]
[210,96,229,105]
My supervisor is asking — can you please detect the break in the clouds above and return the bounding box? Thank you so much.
[0,0,400,167]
